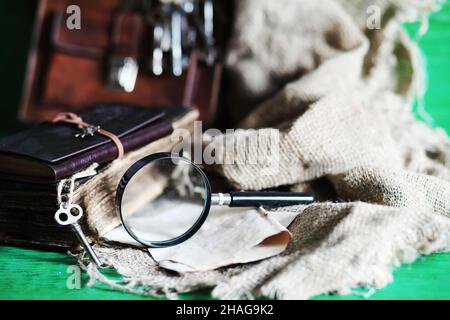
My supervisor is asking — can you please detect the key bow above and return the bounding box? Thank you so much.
[54,204,83,226]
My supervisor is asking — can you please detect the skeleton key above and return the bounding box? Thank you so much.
[54,204,106,268]
[203,0,216,65]
[170,6,183,76]
[152,23,164,75]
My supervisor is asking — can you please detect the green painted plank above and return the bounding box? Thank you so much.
[0,246,210,300]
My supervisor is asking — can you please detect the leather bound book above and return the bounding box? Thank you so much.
[0,104,187,182]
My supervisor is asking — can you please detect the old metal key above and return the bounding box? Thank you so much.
[54,204,106,268]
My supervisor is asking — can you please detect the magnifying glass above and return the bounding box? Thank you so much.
[116,153,314,248]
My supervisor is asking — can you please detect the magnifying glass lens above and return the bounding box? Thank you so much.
[120,156,209,245]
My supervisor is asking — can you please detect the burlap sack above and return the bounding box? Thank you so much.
[81,0,450,299]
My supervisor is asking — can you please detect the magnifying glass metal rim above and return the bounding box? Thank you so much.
[116,152,212,248]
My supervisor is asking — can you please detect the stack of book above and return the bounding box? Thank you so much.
[0,104,197,249]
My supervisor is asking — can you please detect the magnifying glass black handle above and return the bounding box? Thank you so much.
[226,192,314,207]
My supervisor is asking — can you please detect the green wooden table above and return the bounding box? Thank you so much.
[0,1,449,300]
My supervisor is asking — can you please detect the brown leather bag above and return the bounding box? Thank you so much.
[20,0,229,124]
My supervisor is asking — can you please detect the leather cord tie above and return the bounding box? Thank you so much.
[52,112,124,159]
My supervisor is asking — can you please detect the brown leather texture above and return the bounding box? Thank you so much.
[20,0,229,124]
